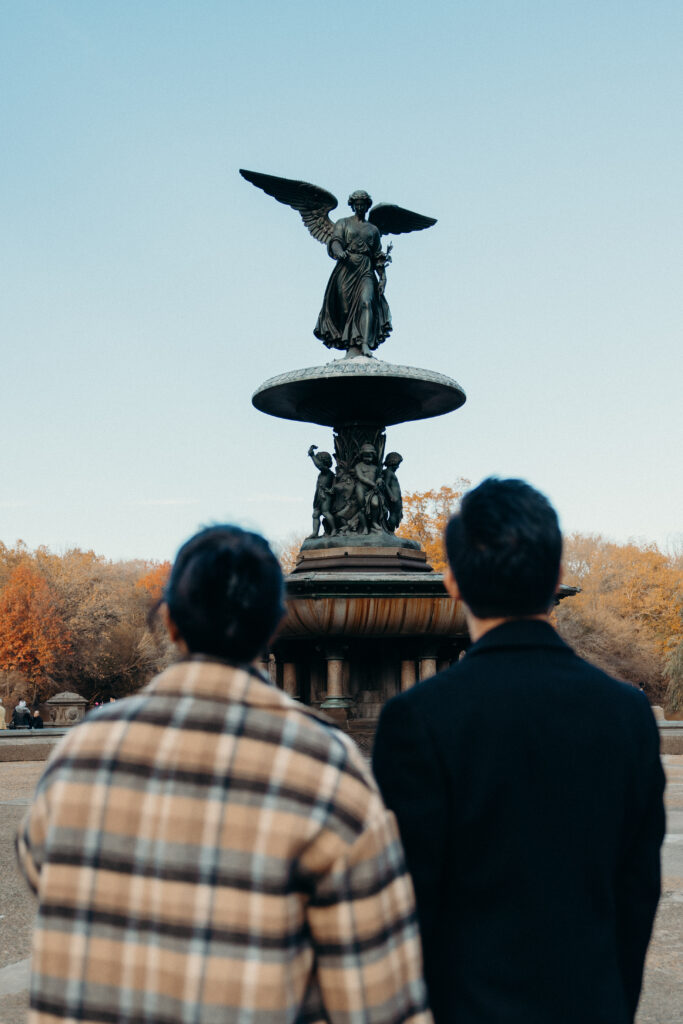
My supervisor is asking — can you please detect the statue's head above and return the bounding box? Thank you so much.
[318,452,333,467]
[348,190,372,212]
[384,452,403,468]
[359,443,377,463]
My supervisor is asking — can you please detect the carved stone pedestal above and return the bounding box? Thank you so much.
[264,569,468,741]
[43,691,88,727]
[294,544,430,574]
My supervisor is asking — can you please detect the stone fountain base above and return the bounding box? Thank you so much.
[262,569,468,746]
[293,543,430,573]
[253,353,469,739]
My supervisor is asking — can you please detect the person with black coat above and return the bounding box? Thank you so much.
[373,477,665,1024]
[10,700,32,730]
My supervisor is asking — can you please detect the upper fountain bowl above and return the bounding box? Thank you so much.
[252,355,466,427]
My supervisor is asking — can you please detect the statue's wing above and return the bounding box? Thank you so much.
[368,204,437,236]
[239,169,338,245]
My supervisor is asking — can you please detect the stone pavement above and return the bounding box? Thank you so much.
[1,758,682,1024]
[637,753,683,1023]
[0,762,43,1024]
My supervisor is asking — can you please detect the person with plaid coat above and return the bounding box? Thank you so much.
[18,525,431,1024]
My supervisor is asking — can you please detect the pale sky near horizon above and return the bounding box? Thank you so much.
[1,1,681,564]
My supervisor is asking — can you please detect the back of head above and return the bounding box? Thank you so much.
[445,477,562,618]
[165,525,285,663]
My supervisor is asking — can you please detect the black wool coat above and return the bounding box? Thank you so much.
[373,619,665,1024]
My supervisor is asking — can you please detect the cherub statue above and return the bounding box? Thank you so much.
[382,452,404,532]
[240,169,437,357]
[331,473,361,535]
[307,445,336,538]
[354,443,384,534]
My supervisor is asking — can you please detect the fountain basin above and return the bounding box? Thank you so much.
[280,572,466,638]
[252,356,466,427]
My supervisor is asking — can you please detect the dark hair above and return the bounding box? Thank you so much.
[445,477,562,618]
[164,525,285,663]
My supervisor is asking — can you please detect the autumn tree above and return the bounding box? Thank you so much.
[396,480,470,571]
[136,561,172,601]
[0,543,175,705]
[0,539,32,590]
[664,641,683,715]
[0,563,71,704]
[276,535,305,575]
[35,548,174,703]
[554,533,683,703]
[662,570,683,715]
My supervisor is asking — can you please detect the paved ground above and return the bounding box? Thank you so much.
[1,758,682,1023]
[0,762,44,1024]
[638,753,683,1023]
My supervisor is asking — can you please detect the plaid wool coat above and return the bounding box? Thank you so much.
[17,658,432,1024]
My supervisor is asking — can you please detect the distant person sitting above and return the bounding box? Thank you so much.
[373,477,665,1024]
[10,700,32,729]
[31,710,44,729]
[17,524,430,1024]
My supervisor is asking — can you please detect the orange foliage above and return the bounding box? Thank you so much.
[0,543,173,703]
[560,534,683,659]
[276,535,305,575]
[555,533,683,702]
[136,562,171,601]
[0,564,71,690]
[397,480,470,571]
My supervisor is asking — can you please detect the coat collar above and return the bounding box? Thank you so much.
[467,619,571,658]
[143,657,267,705]
[142,656,336,730]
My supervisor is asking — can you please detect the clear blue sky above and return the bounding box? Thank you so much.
[1,0,681,562]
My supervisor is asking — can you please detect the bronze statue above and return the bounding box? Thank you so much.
[354,443,384,534]
[307,446,335,538]
[331,473,361,535]
[382,452,404,532]
[307,438,405,538]
[240,170,436,357]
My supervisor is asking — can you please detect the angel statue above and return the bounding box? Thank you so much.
[240,169,437,357]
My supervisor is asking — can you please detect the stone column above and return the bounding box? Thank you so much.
[282,662,298,699]
[400,659,417,692]
[267,653,278,686]
[325,656,344,699]
[320,647,352,719]
[419,651,438,681]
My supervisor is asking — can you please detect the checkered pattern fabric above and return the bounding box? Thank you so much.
[17,658,431,1024]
